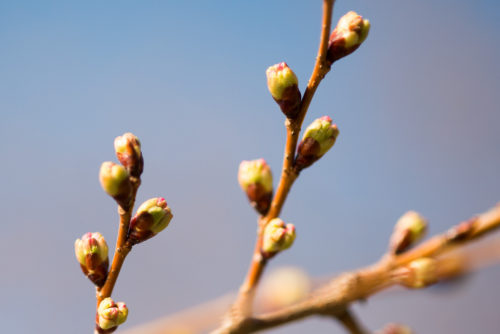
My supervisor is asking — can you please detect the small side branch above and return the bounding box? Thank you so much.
[334,309,369,334]
[232,0,336,319]
[97,179,140,304]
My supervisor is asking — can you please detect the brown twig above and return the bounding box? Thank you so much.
[97,178,140,304]
[333,309,369,334]
[233,0,336,318]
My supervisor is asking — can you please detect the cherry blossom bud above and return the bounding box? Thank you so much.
[75,232,109,287]
[295,116,339,170]
[389,211,427,254]
[114,132,143,178]
[99,162,132,208]
[97,298,128,330]
[327,11,370,65]
[266,62,301,118]
[397,257,438,289]
[262,218,296,255]
[260,267,311,309]
[446,218,477,243]
[238,159,273,215]
[128,197,173,244]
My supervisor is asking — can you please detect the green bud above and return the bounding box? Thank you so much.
[327,11,370,65]
[75,232,109,287]
[114,132,143,178]
[295,116,339,170]
[97,298,128,330]
[389,211,427,254]
[266,62,301,118]
[262,218,296,255]
[99,162,132,208]
[238,159,273,215]
[128,197,173,244]
[398,257,438,289]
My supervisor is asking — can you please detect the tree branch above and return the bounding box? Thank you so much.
[97,178,140,304]
[233,0,336,318]
[214,203,500,333]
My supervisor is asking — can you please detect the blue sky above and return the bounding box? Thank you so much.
[1,1,500,333]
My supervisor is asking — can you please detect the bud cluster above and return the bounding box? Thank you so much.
[262,218,296,256]
[295,116,339,171]
[238,159,273,215]
[389,211,427,254]
[99,132,144,208]
[266,62,302,118]
[75,232,109,287]
[128,197,173,245]
[97,297,129,331]
[327,11,370,65]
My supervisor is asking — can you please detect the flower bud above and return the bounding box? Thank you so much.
[260,267,311,309]
[389,211,427,254]
[327,11,370,65]
[266,62,302,118]
[446,218,477,243]
[376,323,413,334]
[295,116,339,170]
[75,232,109,287]
[238,159,273,215]
[262,218,296,255]
[97,298,128,330]
[397,257,438,289]
[99,162,132,208]
[128,197,173,244]
[114,132,143,178]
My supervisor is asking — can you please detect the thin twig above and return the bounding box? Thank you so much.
[97,178,140,304]
[233,0,336,318]
[334,309,369,334]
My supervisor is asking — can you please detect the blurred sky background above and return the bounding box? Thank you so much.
[1,0,500,333]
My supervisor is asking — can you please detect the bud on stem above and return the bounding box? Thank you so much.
[75,232,109,287]
[394,257,438,289]
[99,162,133,208]
[266,62,302,118]
[97,298,128,331]
[327,11,370,66]
[262,218,296,256]
[238,159,273,215]
[389,211,427,254]
[114,132,143,178]
[295,116,339,171]
[128,197,173,245]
